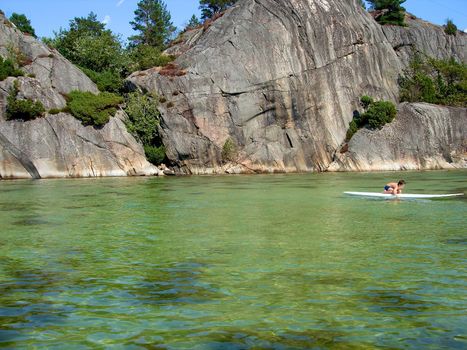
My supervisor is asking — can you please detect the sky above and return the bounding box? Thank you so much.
[1,0,466,43]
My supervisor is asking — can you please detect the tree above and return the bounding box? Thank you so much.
[51,12,125,73]
[359,0,366,10]
[199,0,238,20]
[445,19,457,36]
[129,0,176,49]
[186,15,201,30]
[9,13,36,37]
[367,0,406,26]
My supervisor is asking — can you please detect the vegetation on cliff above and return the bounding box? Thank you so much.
[6,83,45,121]
[399,55,467,107]
[66,91,123,127]
[9,13,36,37]
[444,19,458,36]
[367,0,406,26]
[200,0,238,20]
[124,92,166,165]
[0,56,23,80]
[346,96,397,141]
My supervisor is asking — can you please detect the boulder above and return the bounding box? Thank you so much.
[0,112,160,179]
[328,103,467,171]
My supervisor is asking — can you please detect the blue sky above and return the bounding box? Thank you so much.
[1,0,466,43]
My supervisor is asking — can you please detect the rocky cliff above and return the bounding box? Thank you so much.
[0,13,159,179]
[128,0,466,174]
[328,103,467,171]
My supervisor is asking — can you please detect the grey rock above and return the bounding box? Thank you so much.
[382,14,467,68]
[128,0,403,174]
[0,13,159,179]
[328,103,467,171]
[0,112,160,179]
[0,14,98,96]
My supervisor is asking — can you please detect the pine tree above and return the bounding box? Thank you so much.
[186,15,201,30]
[129,0,176,49]
[199,0,238,20]
[9,13,36,37]
[445,19,458,36]
[367,0,406,26]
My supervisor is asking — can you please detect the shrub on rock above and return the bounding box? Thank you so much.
[6,87,45,121]
[67,91,123,126]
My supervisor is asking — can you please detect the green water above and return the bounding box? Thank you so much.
[0,171,466,349]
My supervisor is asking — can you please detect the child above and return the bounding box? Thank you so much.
[384,180,406,195]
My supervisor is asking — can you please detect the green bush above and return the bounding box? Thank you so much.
[445,19,457,36]
[360,95,374,109]
[6,87,45,121]
[67,90,123,126]
[222,138,237,162]
[81,67,124,93]
[399,55,467,107]
[144,145,166,165]
[345,119,359,141]
[124,92,161,145]
[361,101,397,129]
[346,97,397,140]
[48,108,61,115]
[0,56,23,80]
[367,0,406,26]
[9,13,36,37]
[128,45,175,71]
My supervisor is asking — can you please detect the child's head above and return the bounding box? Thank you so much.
[398,180,406,188]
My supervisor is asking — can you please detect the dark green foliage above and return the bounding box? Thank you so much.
[127,45,174,71]
[359,0,366,9]
[360,95,374,109]
[0,56,23,80]
[50,13,126,74]
[48,108,61,115]
[200,0,238,20]
[124,92,161,145]
[445,19,457,36]
[144,145,166,165]
[399,55,467,107]
[186,15,201,30]
[67,91,123,126]
[130,0,176,49]
[80,67,124,93]
[345,119,359,141]
[124,92,166,165]
[9,13,36,37]
[367,0,406,26]
[361,101,397,129]
[221,138,237,162]
[346,97,397,140]
[6,86,45,121]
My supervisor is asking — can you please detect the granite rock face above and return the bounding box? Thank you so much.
[382,14,467,68]
[0,13,159,179]
[0,112,159,179]
[328,103,467,171]
[128,0,403,174]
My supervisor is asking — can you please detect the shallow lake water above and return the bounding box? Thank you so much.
[0,171,466,349]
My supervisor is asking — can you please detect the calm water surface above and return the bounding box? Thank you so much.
[0,171,466,349]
